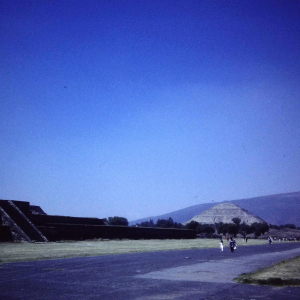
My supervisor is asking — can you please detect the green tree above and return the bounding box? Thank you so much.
[166,217,174,228]
[215,222,223,234]
[227,224,238,237]
[139,219,155,227]
[239,222,253,238]
[280,224,296,229]
[197,224,215,235]
[156,219,168,228]
[216,223,229,236]
[232,218,241,232]
[261,223,270,234]
[185,221,199,231]
[250,222,269,238]
[108,216,128,226]
[155,218,179,228]
[232,218,241,226]
[173,222,183,229]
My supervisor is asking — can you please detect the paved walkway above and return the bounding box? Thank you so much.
[137,247,300,283]
[0,243,300,299]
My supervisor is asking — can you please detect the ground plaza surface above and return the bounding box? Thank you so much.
[1,242,300,299]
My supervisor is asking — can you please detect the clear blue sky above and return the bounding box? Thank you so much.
[1,0,300,221]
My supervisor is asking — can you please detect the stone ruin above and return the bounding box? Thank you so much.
[186,202,267,225]
[0,199,195,242]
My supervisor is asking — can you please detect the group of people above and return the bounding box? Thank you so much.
[219,237,237,252]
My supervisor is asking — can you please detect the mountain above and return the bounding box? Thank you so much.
[186,202,266,225]
[129,191,300,226]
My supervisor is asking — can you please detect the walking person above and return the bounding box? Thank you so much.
[229,237,236,253]
[219,239,224,252]
[268,236,273,245]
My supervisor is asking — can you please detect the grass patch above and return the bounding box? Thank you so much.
[0,238,266,263]
[235,255,300,286]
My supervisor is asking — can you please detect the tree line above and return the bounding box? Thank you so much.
[104,217,183,228]
[104,217,298,238]
[136,218,183,228]
[269,224,300,230]
[185,218,270,238]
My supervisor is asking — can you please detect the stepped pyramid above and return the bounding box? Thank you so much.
[186,202,266,225]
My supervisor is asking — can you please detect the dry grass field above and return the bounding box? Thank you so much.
[236,255,300,286]
[0,238,266,263]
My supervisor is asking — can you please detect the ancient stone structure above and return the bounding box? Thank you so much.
[0,200,48,242]
[186,202,266,225]
[0,199,195,242]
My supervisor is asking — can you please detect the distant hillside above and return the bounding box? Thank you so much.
[129,191,300,227]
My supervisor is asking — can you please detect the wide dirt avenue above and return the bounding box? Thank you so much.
[0,242,300,299]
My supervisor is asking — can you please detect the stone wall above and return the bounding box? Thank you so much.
[30,214,105,226]
[38,224,196,241]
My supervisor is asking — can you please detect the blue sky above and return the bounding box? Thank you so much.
[1,0,300,221]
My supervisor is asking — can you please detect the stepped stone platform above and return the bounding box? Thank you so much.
[0,200,47,242]
[0,199,107,242]
[186,202,266,225]
[0,199,195,242]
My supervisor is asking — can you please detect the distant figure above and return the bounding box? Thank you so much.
[268,236,273,245]
[245,236,248,243]
[219,239,224,252]
[243,234,246,242]
[226,236,229,242]
[229,237,236,253]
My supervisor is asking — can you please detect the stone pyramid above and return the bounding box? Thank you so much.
[186,202,266,225]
